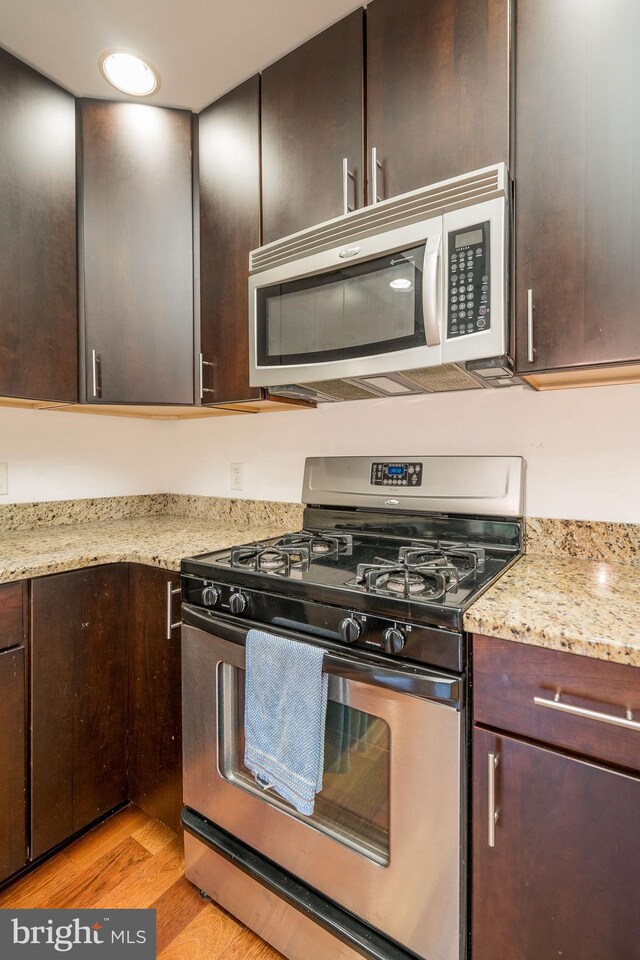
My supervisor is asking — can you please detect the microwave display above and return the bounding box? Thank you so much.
[455,228,483,249]
[447,221,490,340]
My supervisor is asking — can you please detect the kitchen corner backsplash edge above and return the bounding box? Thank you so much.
[525,517,640,566]
[0,494,304,533]
[1,496,638,565]
[162,494,305,529]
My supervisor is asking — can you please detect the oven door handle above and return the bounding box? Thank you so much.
[182,604,462,709]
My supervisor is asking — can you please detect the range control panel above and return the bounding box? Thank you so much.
[370,462,423,487]
[447,221,490,339]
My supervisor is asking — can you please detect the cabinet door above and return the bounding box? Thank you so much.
[261,11,364,243]
[80,99,194,404]
[198,77,261,404]
[73,566,129,831]
[128,565,182,832]
[515,0,640,374]
[31,566,128,858]
[366,0,509,202]
[473,727,640,960]
[0,48,77,402]
[0,647,27,882]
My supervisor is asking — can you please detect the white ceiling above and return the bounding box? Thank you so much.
[0,0,362,111]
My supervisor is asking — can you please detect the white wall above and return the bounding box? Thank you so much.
[2,383,640,522]
[166,383,640,523]
[0,407,166,503]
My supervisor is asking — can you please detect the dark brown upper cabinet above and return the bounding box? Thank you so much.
[261,10,365,244]
[79,99,195,405]
[366,0,510,202]
[197,76,261,403]
[515,0,640,380]
[0,47,78,402]
[31,566,128,859]
[260,2,509,244]
[473,727,640,960]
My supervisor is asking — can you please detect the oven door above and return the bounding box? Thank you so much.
[182,616,464,960]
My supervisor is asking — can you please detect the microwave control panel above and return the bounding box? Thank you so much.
[370,462,423,487]
[446,221,490,339]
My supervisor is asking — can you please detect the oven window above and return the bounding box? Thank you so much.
[218,665,391,865]
[256,244,426,367]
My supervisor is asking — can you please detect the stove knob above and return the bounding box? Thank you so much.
[229,592,248,616]
[201,585,220,608]
[339,616,361,644]
[382,627,406,654]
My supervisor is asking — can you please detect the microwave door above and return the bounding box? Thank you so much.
[249,217,444,387]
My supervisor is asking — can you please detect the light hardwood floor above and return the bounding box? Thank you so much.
[0,806,283,959]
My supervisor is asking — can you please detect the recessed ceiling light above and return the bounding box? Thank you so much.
[99,50,160,97]
[389,278,413,291]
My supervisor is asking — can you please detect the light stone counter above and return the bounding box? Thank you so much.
[464,554,640,667]
[2,496,640,668]
[0,515,299,584]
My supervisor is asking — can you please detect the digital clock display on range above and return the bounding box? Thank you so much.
[370,461,423,487]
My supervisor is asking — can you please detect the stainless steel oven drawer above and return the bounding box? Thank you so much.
[185,832,365,960]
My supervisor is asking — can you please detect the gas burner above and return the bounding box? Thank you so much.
[385,572,430,596]
[229,544,309,575]
[440,542,486,571]
[278,530,354,558]
[258,549,289,572]
[355,560,448,601]
[399,542,485,576]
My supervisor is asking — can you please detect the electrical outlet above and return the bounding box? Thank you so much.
[230,462,243,491]
[0,463,7,496]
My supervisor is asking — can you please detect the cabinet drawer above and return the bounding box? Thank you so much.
[0,582,25,651]
[473,635,640,773]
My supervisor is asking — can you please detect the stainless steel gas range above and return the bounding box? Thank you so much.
[180,456,524,960]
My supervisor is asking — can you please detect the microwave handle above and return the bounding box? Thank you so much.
[423,235,441,346]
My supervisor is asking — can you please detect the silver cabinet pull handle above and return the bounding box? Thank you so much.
[370,147,383,204]
[534,693,640,731]
[527,288,534,363]
[423,235,442,347]
[199,353,215,401]
[342,158,356,216]
[166,581,182,639]
[91,349,99,399]
[488,752,499,847]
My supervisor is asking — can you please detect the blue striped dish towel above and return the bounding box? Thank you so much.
[244,629,328,816]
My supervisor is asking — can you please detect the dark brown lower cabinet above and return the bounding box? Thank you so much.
[473,727,640,960]
[0,646,27,882]
[31,566,128,859]
[127,565,183,832]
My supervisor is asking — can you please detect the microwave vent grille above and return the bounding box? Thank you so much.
[250,163,507,273]
[399,365,484,393]
[305,379,381,401]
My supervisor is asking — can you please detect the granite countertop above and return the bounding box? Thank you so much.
[464,554,640,667]
[0,515,297,584]
[2,497,640,669]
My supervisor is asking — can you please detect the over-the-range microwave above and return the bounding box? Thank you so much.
[248,163,521,402]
